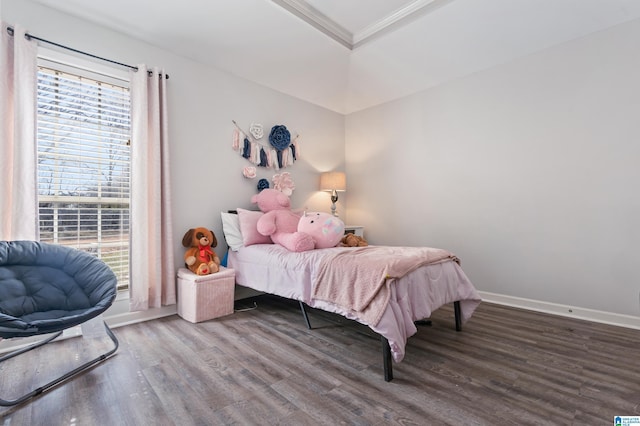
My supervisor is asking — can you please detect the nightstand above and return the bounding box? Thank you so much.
[344,226,364,238]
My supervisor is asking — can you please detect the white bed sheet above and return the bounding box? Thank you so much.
[228,244,481,362]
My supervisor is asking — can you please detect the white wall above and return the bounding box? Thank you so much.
[2,0,345,271]
[346,19,640,319]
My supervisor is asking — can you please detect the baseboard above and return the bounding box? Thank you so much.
[0,286,262,354]
[104,304,177,328]
[479,291,640,330]
[0,299,178,354]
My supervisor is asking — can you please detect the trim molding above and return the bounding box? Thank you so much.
[352,0,452,48]
[104,303,177,329]
[0,287,258,354]
[271,0,452,50]
[0,298,177,354]
[271,0,352,49]
[479,291,640,330]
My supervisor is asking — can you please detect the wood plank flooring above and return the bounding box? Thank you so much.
[1,294,639,425]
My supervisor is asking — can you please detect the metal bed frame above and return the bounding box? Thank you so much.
[297,300,462,382]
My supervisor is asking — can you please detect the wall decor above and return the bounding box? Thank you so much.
[232,120,299,170]
[243,166,256,179]
[268,125,290,151]
[249,123,263,140]
[257,178,270,191]
[272,172,295,196]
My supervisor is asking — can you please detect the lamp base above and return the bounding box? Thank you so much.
[330,190,339,217]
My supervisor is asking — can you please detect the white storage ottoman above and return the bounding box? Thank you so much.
[177,267,235,323]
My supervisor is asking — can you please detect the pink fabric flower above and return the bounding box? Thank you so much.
[243,166,256,179]
[272,172,295,196]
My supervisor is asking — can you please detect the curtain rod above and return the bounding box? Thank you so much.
[6,26,169,79]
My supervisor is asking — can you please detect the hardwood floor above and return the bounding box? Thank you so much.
[1,294,638,425]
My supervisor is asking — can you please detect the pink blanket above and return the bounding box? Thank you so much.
[311,246,458,326]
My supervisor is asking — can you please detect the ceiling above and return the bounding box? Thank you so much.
[31,0,640,114]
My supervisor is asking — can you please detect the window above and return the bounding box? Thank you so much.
[36,64,131,290]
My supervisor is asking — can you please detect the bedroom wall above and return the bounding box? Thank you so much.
[345,18,640,322]
[2,0,345,274]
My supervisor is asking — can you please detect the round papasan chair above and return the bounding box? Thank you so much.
[0,240,119,406]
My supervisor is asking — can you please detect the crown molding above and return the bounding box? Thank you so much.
[352,0,452,48]
[271,0,353,49]
[272,0,452,50]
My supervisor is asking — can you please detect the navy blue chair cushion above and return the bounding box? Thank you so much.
[0,241,117,337]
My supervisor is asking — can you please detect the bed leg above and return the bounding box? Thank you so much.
[454,301,462,332]
[299,301,312,329]
[382,336,393,382]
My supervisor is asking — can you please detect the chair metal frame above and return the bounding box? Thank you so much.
[0,241,120,406]
[0,321,119,406]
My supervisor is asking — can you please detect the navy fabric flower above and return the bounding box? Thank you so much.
[268,125,291,151]
[257,178,270,192]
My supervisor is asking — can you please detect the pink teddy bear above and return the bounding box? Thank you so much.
[251,188,315,252]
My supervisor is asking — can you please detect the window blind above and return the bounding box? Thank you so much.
[37,66,131,290]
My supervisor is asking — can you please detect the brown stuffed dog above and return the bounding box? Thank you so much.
[182,227,221,275]
[339,233,368,247]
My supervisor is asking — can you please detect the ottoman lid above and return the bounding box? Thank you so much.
[177,267,235,283]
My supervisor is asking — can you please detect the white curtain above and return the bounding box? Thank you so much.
[129,65,176,310]
[0,23,38,241]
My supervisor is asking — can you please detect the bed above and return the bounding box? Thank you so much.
[221,210,481,381]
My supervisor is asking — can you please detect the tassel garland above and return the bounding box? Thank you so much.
[259,148,268,167]
[232,123,299,169]
[242,137,250,159]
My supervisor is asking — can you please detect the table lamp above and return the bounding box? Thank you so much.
[320,172,346,217]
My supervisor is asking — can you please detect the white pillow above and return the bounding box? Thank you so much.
[220,212,243,251]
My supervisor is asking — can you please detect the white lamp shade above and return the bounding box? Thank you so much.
[320,172,346,192]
